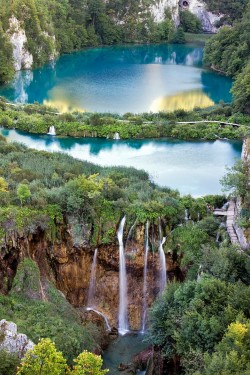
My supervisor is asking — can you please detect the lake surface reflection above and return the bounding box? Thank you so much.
[0,44,232,113]
[1,128,242,196]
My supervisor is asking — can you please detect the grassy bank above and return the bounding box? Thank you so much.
[0,99,249,141]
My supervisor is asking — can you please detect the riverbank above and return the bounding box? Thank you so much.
[0,100,249,141]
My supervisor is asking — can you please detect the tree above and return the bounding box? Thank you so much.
[70,351,108,375]
[17,183,31,205]
[17,338,67,375]
[0,177,8,192]
[172,27,186,44]
[0,350,20,375]
[180,10,202,33]
[232,61,250,114]
[201,321,250,375]
[0,24,14,84]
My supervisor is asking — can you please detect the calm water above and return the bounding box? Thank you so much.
[103,334,148,374]
[0,44,232,113]
[1,128,242,196]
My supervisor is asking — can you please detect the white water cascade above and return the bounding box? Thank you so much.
[158,220,167,295]
[86,308,111,331]
[87,249,98,308]
[113,132,120,140]
[118,216,129,336]
[142,221,149,333]
[47,125,56,136]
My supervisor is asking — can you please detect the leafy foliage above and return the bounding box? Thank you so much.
[17,338,67,375]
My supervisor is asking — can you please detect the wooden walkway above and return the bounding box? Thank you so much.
[177,121,247,128]
[214,201,240,246]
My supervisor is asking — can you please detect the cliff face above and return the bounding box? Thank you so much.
[151,0,222,32]
[8,17,33,71]
[0,221,181,331]
[7,16,57,73]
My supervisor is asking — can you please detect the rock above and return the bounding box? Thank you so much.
[8,17,33,71]
[181,0,223,33]
[150,0,180,25]
[150,0,223,32]
[0,319,34,358]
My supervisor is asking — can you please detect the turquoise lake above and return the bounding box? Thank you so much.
[0,44,232,113]
[1,128,242,196]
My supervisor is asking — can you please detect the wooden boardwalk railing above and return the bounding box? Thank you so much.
[214,201,240,247]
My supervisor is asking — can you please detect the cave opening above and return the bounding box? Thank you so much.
[183,1,189,7]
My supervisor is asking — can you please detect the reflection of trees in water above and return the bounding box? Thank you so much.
[201,71,233,104]
[0,44,204,104]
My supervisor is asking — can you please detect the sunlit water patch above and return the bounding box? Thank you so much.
[0,44,232,113]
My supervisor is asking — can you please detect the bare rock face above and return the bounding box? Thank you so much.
[179,0,223,33]
[0,319,34,358]
[8,17,33,71]
[150,0,180,25]
[150,0,222,32]
[0,221,182,332]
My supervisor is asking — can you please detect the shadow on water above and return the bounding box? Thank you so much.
[103,333,148,375]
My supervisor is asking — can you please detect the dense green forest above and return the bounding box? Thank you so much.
[204,1,250,114]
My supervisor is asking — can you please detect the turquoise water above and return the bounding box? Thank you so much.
[103,334,148,374]
[1,128,241,196]
[0,44,232,113]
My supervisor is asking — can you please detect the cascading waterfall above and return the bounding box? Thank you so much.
[118,216,129,335]
[86,307,111,331]
[158,220,167,295]
[184,209,189,222]
[87,249,98,307]
[47,125,56,136]
[142,221,149,333]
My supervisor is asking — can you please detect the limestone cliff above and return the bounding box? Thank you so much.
[7,16,57,72]
[8,17,33,71]
[150,0,222,32]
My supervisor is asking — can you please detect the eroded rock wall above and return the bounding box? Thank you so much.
[0,221,181,331]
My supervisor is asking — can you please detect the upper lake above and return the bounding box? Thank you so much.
[0,44,232,114]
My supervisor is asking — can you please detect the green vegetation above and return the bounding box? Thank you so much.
[17,339,107,375]
[0,258,101,364]
[0,101,249,140]
[180,11,202,34]
[0,0,177,83]
[204,1,250,114]
[0,350,20,375]
[148,146,250,374]
[17,339,67,375]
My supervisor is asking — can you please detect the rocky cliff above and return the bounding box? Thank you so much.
[0,320,34,357]
[0,220,181,332]
[7,16,57,73]
[151,0,222,32]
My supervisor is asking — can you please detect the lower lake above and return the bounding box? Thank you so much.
[1,128,242,196]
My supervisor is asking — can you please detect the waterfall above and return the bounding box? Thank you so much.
[184,209,189,222]
[158,220,167,295]
[118,216,129,335]
[159,237,167,295]
[142,221,149,333]
[47,125,56,136]
[86,308,111,331]
[113,132,120,140]
[87,249,98,308]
